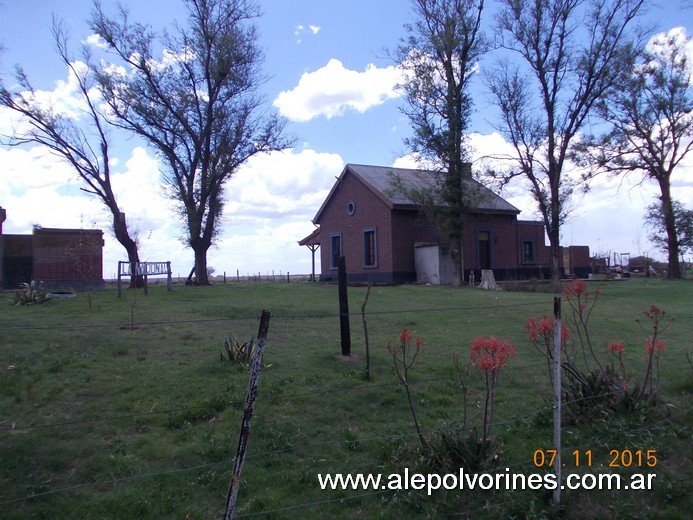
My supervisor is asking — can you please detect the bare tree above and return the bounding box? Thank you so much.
[90,0,291,285]
[485,0,645,290]
[393,0,486,287]
[0,19,142,287]
[578,29,692,278]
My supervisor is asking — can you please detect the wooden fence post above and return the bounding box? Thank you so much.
[553,297,562,506]
[338,256,351,356]
[224,310,271,520]
[361,281,372,380]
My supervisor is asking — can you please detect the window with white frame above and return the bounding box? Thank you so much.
[521,239,535,263]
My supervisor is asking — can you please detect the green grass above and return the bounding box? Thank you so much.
[0,278,691,519]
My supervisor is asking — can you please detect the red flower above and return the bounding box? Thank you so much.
[525,315,569,343]
[470,337,516,372]
[563,278,588,299]
[645,338,665,353]
[390,328,424,358]
[608,341,624,354]
[563,278,601,302]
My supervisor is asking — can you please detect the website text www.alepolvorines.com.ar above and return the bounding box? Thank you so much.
[318,468,657,496]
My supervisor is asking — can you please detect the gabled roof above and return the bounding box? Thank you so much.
[313,163,520,223]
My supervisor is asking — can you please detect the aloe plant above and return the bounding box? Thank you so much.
[13,281,49,306]
[221,335,256,370]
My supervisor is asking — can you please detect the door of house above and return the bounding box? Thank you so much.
[478,231,491,270]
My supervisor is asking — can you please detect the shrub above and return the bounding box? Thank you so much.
[13,281,48,306]
[429,426,502,473]
[470,336,516,442]
[388,327,426,447]
[221,335,256,371]
[527,282,676,423]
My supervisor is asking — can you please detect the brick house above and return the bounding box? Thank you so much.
[0,206,104,291]
[302,164,589,284]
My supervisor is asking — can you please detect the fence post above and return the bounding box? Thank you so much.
[224,309,271,520]
[361,281,372,380]
[338,256,351,356]
[553,297,562,505]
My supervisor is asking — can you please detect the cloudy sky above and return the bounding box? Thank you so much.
[0,0,691,280]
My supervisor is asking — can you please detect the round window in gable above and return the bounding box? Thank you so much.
[347,200,356,216]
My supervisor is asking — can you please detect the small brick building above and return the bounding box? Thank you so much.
[302,164,590,284]
[0,207,104,291]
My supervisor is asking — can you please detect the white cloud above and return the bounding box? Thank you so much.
[273,59,403,121]
[294,24,321,44]
[646,26,693,74]
[106,146,345,277]
[204,148,343,274]
[83,33,108,49]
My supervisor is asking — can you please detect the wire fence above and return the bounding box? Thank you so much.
[105,271,316,285]
[0,287,690,517]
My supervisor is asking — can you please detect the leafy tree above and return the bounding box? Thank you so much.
[645,199,693,262]
[90,0,291,285]
[578,28,692,278]
[485,0,645,290]
[393,0,486,287]
[0,20,142,287]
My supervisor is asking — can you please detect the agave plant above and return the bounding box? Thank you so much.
[221,335,256,370]
[13,281,49,306]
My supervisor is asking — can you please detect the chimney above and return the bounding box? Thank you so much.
[461,163,472,178]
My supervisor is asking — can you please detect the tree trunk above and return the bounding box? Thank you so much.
[479,269,501,290]
[659,181,681,279]
[550,243,562,291]
[192,243,211,285]
[111,210,142,289]
[450,242,462,288]
[548,189,563,292]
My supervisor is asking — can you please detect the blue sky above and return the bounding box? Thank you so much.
[0,0,691,279]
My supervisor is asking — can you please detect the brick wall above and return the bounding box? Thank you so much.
[314,169,589,283]
[460,213,522,270]
[32,228,104,289]
[318,171,398,281]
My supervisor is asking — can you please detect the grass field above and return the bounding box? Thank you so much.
[0,278,691,519]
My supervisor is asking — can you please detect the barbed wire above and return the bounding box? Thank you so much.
[0,298,554,331]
